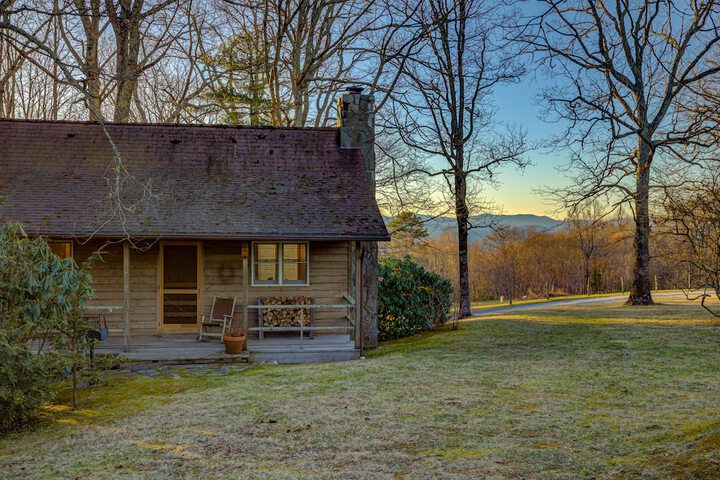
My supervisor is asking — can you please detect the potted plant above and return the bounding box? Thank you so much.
[223,320,246,355]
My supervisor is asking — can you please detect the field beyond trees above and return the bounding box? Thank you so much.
[1,296,719,479]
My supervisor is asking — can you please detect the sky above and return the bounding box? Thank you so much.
[486,75,571,217]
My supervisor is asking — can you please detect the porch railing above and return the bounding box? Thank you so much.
[84,295,358,352]
[245,295,356,349]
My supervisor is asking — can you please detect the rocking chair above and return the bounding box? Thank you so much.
[198,296,236,341]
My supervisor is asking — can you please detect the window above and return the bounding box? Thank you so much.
[282,243,308,285]
[252,242,308,286]
[253,243,279,285]
[48,241,72,259]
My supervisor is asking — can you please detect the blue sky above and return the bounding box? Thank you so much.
[488,75,571,217]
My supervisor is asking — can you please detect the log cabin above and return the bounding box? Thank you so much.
[0,88,388,362]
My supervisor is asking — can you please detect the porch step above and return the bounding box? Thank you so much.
[249,349,360,364]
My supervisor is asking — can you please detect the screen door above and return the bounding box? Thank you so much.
[160,242,201,332]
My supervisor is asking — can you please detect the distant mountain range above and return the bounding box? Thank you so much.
[385,214,565,244]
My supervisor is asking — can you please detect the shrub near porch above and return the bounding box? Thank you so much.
[377,256,454,340]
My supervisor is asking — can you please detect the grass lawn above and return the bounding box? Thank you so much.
[2,296,720,479]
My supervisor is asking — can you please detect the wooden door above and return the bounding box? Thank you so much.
[159,241,202,333]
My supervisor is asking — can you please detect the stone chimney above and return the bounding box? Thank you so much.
[338,85,379,350]
[338,86,375,190]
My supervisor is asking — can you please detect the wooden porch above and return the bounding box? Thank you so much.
[80,238,365,364]
[94,333,359,364]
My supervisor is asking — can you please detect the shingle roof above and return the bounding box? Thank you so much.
[0,119,389,240]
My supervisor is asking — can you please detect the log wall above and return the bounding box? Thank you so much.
[202,240,351,330]
[74,240,159,335]
[72,239,351,336]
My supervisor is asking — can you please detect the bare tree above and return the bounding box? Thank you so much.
[662,165,720,317]
[1,0,157,243]
[104,0,183,122]
[3,0,199,123]
[0,2,29,116]
[0,1,66,118]
[482,227,524,305]
[134,0,214,123]
[216,0,363,126]
[216,0,419,127]
[56,0,106,120]
[387,0,528,317]
[568,201,608,294]
[521,0,720,305]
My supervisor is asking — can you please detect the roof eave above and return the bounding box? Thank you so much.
[23,230,391,242]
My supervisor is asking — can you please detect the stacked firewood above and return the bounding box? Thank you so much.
[261,296,312,327]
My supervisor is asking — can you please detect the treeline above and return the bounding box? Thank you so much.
[384,218,691,303]
[3,1,720,313]
[0,0,407,126]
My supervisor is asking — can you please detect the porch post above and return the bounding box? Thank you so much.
[123,240,131,351]
[242,242,249,348]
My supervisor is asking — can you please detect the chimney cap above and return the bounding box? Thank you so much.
[346,85,365,94]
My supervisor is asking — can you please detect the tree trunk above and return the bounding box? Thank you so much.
[84,14,101,120]
[292,85,304,127]
[627,140,654,305]
[109,1,141,123]
[584,255,590,295]
[72,362,78,409]
[113,38,139,123]
[455,173,472,317]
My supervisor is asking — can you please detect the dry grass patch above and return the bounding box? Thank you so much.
[1,296,719,479]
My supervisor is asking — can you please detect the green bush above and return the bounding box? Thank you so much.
[0,223,99,430]
[378,256,454,340]
[0,339,64,431]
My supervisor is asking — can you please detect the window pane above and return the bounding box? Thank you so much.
[254,243,279,284]
[282,244,307,284]
[164,245,198,289]
[283,262,307,283]
[283,243,306,262]
[255,262,278,282]
[255,243,278,261]
[49,241,71,259]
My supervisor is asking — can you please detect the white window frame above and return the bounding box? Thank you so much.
[251,241,310,287]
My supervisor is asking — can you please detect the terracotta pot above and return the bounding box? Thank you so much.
[223,334,246,355]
